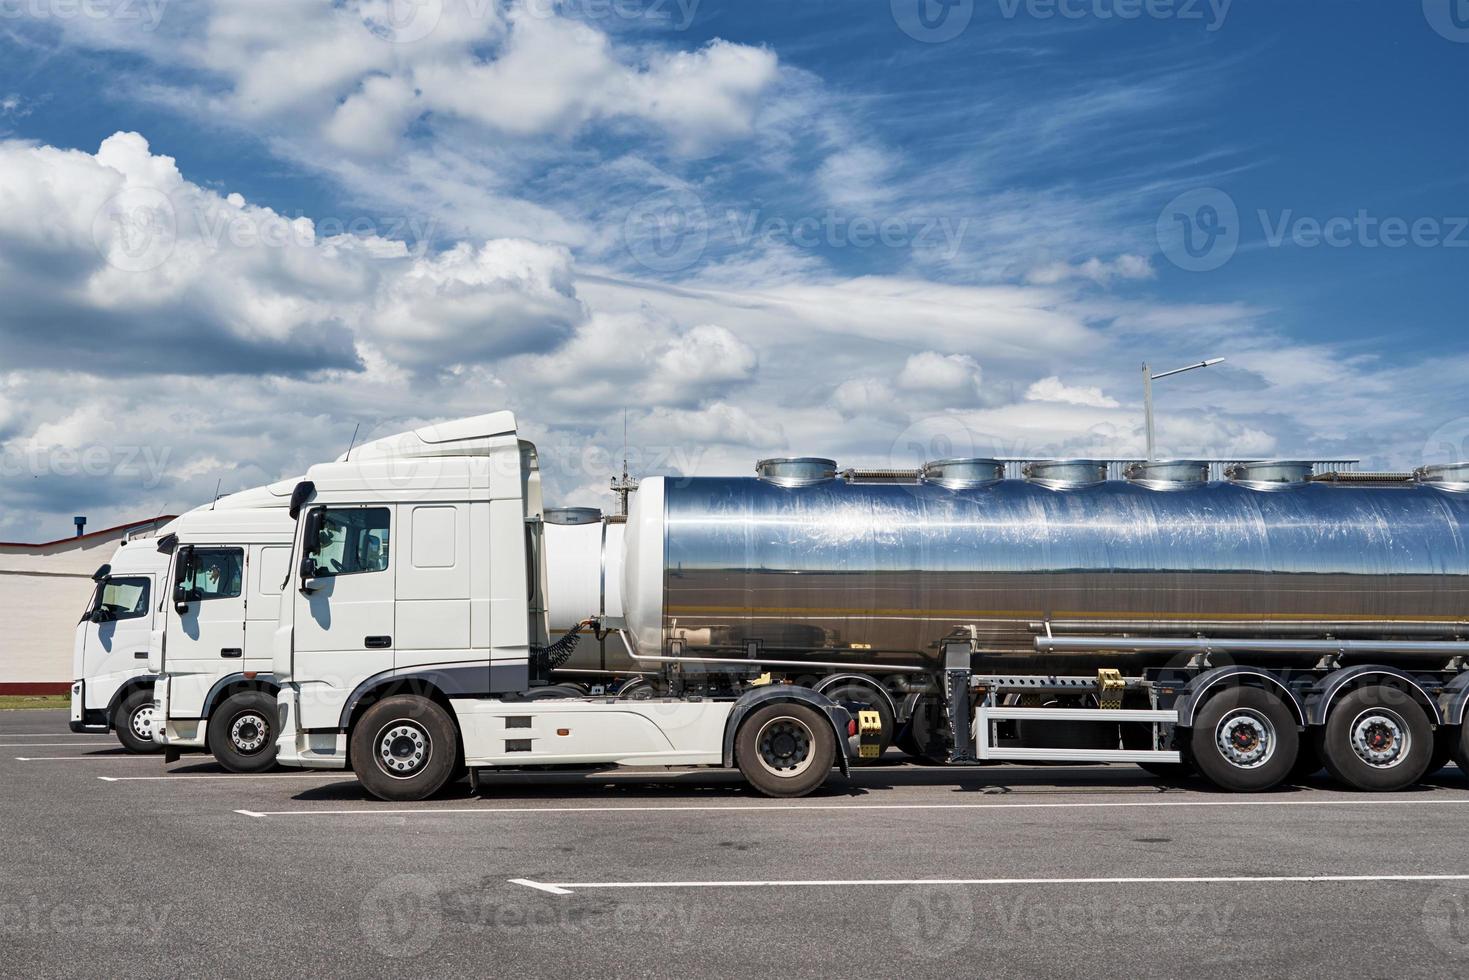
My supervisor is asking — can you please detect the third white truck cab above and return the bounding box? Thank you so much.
[70,530,172,750]
[149,481,297,771]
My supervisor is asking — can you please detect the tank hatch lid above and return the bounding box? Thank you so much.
[756,458,838,487]
[1225,460,1314,487]
[545,507,603,525]
[1414,462,1469,491]
[1021,459,1107,488]
[341,411,519,462]
[922,458,1005,488]
[1123,460,1208,489]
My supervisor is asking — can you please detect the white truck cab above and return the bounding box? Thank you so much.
[273,412,875,801]
[70,530,173,750]
[147,481,297,771]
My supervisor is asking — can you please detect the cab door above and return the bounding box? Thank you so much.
[292,505,396,728]
[164,546,248,719]
[79,574,156,710]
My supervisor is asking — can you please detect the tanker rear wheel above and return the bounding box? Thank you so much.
[1188,687,1298,792]
[1424,729,1455,778]
[735,703,837,798]
[1318,686,1432,792]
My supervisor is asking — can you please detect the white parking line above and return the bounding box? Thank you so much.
[0,742,114,747]
[509,872,1469,896]
[233,796,1469,818]
[14,755,152,761]
[99,773,350,782]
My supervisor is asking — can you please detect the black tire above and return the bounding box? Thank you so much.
[351,696,458,802]
[1451,726,1469,773]
[616,678,658,700]
[735,702,838,798]
[1289,739,1322,782]
[1187,687,1298,792]
[113,688,162,754]
[895,694,949,763]
[823,684,894,764]
[206,690,279,773]
[1318,686,1433,792]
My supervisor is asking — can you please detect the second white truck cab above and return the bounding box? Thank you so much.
[70,530,172,750]
[149,481,297,771]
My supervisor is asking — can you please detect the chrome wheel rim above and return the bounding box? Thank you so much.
[1350,709,1411,769]
[755,716,815,778]
[1215,708,1276,769]
[230,712,269,754]
[377,721,431,779]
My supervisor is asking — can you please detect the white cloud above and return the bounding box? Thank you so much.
[1025,376,1121,409]
[896,351,983,394]
[1026,254,1155,287]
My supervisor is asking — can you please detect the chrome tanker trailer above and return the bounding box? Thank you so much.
[611,457,1469,793]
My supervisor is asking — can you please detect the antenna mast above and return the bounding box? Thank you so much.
[610,408,639,517]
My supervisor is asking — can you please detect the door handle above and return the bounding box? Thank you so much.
[134,651,149,660]
[364,636,392,649]
[220,648,243,658]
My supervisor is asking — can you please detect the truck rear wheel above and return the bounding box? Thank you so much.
[207,691,279,773]
[735,703,837,798]
[1318,687,1432,792]
[114,688,162,754]
[1188,687,1298,792]
[824,684,893,763]
[351,696,458,802]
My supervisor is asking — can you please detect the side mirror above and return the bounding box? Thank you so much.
[298,555,319,595]
[289,480,316,520]
[90,608,114,624]
[172,545,195,614]
[91,563,112,583]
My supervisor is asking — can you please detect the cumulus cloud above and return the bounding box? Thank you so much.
[1025,376,1120,409]
[0,132,583,375]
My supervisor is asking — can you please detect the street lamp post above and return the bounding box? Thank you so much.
[1143,358,1225,462]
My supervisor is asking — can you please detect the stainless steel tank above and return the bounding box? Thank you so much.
[620,463,1469,674]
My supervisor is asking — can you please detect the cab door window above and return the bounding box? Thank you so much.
[306,508,391,578]
[178,548,244,601]
[87,577,151,621]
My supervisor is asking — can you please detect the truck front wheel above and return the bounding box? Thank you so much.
[351,696,458,802]
[1188,687,1298,792]
[735,703,837,798]
[207,691,279,773]
[113,688,162,754]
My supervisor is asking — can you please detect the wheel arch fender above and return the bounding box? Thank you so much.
[1305,665,1443,727]
[721,685,852,776]
[105,675,159,718]
[337,668,466,731]
[200,672,278,720]
[812,673,899,721]
[1174,667,1307,729]
[1442,672,1469,727]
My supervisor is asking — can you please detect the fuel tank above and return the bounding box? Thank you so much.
[620,460,1469,674]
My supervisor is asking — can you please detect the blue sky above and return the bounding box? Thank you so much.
[0,0,1464,537]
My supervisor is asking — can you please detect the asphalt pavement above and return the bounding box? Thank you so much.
[4,708,1469,978]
